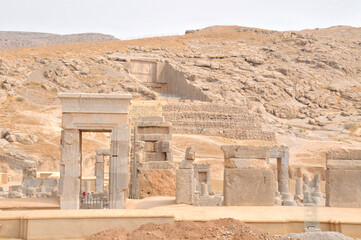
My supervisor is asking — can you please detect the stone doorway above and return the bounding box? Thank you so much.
[58,93,131,209]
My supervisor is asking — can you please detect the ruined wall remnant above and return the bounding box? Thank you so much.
[176,146,223,206]
[117,57,211,101]
[130,116,175,199]
[326,148,361,207]
[222,145,275,206]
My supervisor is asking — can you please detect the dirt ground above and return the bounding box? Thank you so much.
[87,218,292,240]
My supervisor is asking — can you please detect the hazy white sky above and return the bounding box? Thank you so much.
[1,0,360,39]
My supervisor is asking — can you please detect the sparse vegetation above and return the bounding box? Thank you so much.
[15,97,25,102]
[344,122,358,132]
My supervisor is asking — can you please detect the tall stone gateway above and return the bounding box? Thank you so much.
[58,93,131,210]
[326,148,361,207]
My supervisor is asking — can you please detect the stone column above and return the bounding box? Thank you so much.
[109,127,129,209]
[95,153,104,193]
[60,129,81,210]
[201,182,208,196]
[294,178,303,201]
[176,147,195,204]
[277,152,289,194]
[130,141,144,199]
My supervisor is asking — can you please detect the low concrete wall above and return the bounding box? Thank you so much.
[0,209,174,239]
[1,207,361,239]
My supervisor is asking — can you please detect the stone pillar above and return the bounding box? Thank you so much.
[130,141,144,199]
[201,182,208,196]
[95,153,104,193]
[176,147,195,204]
[60,129,81,210]
[277,153,289,194]
[294,178,303,201]
[109,127,129,209]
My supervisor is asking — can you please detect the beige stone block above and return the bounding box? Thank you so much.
[224,168,275,206]
[234,146,271,159]
[185,146,195,160]
[154,140,171,153]
[144,152,166,162]
[137,126,170,135]
[137,134,170,141]
[58,93,131,113]
[166,152,173,162]
[144,142,155,152]
[176,168,194,204]
[221,145,271,159]
[225,158,268,169]
[326,169,361,207]
[62,113,129,130]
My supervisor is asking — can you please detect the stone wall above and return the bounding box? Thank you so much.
[131,116,175,199]
[124,59,211,101]
[163,102,275,141]
[326,148,361,207]
[222,145,275,206]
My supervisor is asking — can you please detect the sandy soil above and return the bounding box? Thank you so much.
[87,218,290,240]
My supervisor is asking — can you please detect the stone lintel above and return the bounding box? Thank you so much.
[225,158,268,169]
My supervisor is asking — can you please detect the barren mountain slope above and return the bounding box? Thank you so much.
[0,31,118,49]
[0,25,360,180]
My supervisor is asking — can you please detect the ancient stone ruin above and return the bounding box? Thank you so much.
[222,145,275,206]
[58,93,131,209]
[326,148,361,207]
[176,146,223,206]
[130,116,175,199]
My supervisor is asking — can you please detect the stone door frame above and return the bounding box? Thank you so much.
[59,93,131,209]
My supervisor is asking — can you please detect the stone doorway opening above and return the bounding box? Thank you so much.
[80,131,111,209]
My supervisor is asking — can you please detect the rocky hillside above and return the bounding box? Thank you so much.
[0,25,360,178]
[0,31,118,49]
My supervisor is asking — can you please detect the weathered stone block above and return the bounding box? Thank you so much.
[225,158,268,169]
[144,152,166,162]
[166,152,173,162]
[176,168,194,204]
[144,142,155,152]
[194,194,223,206]
[223,168,275,206]
[185,146,195,160]
[154,140,171,153]
[137,126,170,134]
[137,134,169,141]
[221,145,271,159]
[326,169,361,207]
